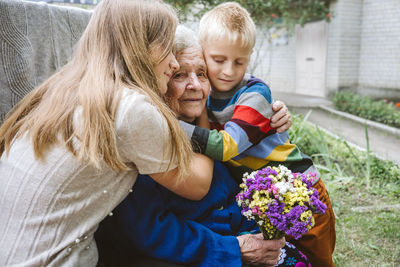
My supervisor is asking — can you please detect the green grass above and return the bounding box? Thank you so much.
[289,112,400,267]
[330,181,400,267]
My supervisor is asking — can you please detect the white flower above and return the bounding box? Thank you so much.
[243,212,255,221]
[279,165,290,173]
[274,181,295,195]
[242,210,253,219]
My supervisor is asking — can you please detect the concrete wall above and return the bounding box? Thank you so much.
[325,1,342,95]
[358,0,400,99]
[326,0,363,96]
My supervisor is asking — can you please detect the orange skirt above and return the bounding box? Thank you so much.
[286,178,336,267]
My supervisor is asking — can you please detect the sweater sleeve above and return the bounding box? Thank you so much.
[180,83,276,162]
[97,175,242,267]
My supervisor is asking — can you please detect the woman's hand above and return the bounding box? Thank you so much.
[237,233,285,267]
[270,101,292,133]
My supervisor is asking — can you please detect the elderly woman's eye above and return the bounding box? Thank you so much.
[173,73,183,79]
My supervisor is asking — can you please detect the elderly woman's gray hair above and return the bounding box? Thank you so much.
[173,25,202,54]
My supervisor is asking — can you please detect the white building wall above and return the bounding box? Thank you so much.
[326,0,363,95]
[337,0,363,88]
[358,0,400,97]
[250,29,296,94]
[326,1,341,94]
[268,36,296,93]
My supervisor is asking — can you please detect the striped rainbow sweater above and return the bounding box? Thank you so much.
[180,74,319,182]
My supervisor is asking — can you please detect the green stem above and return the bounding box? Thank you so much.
[259,225,284,240]
[365,124,371,188]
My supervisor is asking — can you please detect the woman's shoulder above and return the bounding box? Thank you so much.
[114,88,175,174]
[118,88,161,121]
[119,87,154,110]
[115,88,168,135]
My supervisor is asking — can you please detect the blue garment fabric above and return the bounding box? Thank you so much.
[95,161,258,266]
[95,161,310,267]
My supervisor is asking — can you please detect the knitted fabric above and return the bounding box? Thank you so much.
[0,0,91,123]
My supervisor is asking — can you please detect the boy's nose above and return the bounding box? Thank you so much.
[222,62,234,76]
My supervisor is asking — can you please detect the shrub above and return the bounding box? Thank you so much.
[332,91,400,128]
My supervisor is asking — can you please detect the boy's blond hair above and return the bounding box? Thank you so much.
[198,2,256,49]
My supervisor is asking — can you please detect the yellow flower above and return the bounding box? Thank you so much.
[250,191,272,212]
[300,210,313,222]
[261,219,277,239]
[309,217,315,229]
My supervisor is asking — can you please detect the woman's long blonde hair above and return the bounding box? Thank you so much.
[0,0,192,181]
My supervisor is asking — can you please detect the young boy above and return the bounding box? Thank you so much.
[180,2,336,267]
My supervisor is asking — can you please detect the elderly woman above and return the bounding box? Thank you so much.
[95,26,308,267]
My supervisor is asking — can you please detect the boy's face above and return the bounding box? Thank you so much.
[202,38,252,92]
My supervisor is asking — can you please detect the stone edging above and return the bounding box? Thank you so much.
[318,105,400,137]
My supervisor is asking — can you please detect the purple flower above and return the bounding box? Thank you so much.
[235,165,326,240]
[310,195,327,214]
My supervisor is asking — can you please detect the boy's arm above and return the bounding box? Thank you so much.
[195,106,210,129]
[180,82,275,162]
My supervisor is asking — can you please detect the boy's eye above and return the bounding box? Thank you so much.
[235,61,244,66]
[213,58,224,63]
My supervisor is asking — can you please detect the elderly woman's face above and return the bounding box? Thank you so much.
[166,46,210,123]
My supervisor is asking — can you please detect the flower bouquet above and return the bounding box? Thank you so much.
[236,165,326,240]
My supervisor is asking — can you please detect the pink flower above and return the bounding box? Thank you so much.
[271,185,279,196]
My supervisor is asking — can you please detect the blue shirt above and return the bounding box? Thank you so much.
[95,161,258,266]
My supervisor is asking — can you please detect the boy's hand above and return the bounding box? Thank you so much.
[271,101,291,133]
[195,107,210,129]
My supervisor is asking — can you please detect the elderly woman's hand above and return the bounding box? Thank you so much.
[237,233,285,267]
[270,101,292,133]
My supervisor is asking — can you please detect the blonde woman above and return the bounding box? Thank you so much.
[0,0,213,266]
